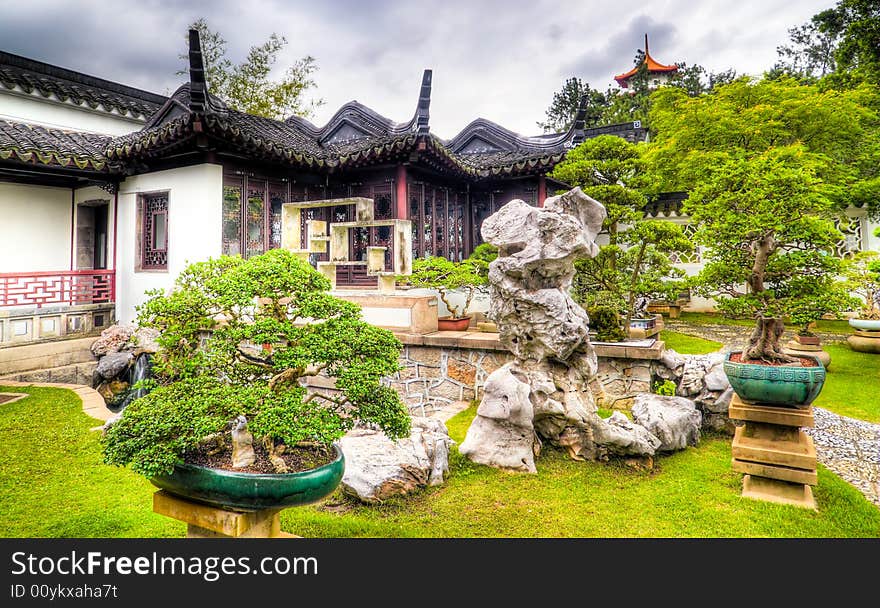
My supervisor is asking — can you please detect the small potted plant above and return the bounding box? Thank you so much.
[398,255,488,331]
[782,283,857,367]
[102,249,411,510]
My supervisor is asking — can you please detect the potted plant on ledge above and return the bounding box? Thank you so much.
[782,280,857,368]
[102,249,411,510]
[398,255,488,331]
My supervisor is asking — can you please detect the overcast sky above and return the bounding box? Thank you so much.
[0,0,833,139]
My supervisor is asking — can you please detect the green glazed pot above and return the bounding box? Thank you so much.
[722,351,826,407]
[150,444,344,510]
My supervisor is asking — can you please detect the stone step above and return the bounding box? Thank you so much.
[732,458,818,485]
[728,395,813,428]
[741,474,816,510]
[732,424,817,470]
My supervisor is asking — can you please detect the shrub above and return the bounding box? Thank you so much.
[653,380,677,396]
[588,306,627,342]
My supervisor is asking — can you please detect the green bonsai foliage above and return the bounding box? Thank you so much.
[843,249,880,319]
[398,256,488,319]
[103,249,410,478]
[587,306,627,342]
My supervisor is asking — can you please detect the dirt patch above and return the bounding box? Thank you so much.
[729,352,819,367]
[0,393,28,405]
[185,441,335,474]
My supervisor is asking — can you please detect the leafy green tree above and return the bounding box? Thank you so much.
[103,249,409,478]
[646,76,880,360]
[843,248,880,319]
[178,18,324,120]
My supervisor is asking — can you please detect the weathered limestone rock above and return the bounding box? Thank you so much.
[91,324,135,357]
[632,394,702,452]
[128,327,161,355]
[460,187,667,472]
[651,351,733,434]
[95,351,133,381]
[96,379,129,404]
[459,364,537,472]
[340,417,454,503]
[231,416,256,469]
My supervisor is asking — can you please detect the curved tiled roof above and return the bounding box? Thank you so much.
[0,119,113,171]
[0,51,165,119]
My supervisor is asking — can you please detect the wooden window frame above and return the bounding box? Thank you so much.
[136,191,170,272]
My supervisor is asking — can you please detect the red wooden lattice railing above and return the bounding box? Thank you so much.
[0,270,115,308]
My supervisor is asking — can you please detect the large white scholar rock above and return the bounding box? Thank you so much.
[459,363,537,472]
[90,324,136,357]
[631,394,702,452]
[339,417,454,504]
[592,411,662,457]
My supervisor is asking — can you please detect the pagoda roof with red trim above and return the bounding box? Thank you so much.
[614,35,678,88]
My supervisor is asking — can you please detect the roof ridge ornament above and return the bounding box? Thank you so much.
[416,69,432,135]
[570,94,588,146]
[188,29,207,114]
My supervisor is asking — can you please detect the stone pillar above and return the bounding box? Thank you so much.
[729,394,818,509]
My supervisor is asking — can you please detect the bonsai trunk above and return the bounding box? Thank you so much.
[437,289,461,319]
[745,317,797,363]
[743,234,796,363]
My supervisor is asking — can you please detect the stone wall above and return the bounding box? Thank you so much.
[388,335,668,416]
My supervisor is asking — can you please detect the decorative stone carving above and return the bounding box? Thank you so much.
[460,187,668,472]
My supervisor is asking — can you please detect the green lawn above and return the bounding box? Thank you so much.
[2,385,878,538]
[0,385,182,538]
[813,343,880,423]
[659,330,722,354]
[676,312,852,334]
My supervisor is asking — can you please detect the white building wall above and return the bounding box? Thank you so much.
[0,90,145,136]
[115,164,223,323]
[0,181,72,272]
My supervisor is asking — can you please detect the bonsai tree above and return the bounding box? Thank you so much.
[843,249,880,319]
[646,76,880,362]
[102,248,411,478]
[398,256,488,319]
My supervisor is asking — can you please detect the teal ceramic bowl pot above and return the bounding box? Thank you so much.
[150,444,345,510]
[722,351,826,407]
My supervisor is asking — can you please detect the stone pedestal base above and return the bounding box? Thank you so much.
[728,394,818,510]
[741,474,816,509]
[153,491,299,538]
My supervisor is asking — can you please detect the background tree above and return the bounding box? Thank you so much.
[537,77,607,133]
[646,76,880,361]
[178,18,324,120]
[550,136,689,329]
[775,1,880,83]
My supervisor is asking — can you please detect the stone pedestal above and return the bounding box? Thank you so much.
[783,339,830,368]
[847,330,880,354]
[729,394,817,510]
[153,491,298,538]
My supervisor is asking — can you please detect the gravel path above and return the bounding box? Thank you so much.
[665,320,880,507]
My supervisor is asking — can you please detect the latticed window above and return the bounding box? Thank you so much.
[668,223,702,264]
[140,193,168,270]
[832,215,865,258]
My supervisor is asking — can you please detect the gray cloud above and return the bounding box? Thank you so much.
[0,0,833,136]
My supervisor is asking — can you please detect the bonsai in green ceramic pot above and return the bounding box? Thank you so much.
[102,249,410,509]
